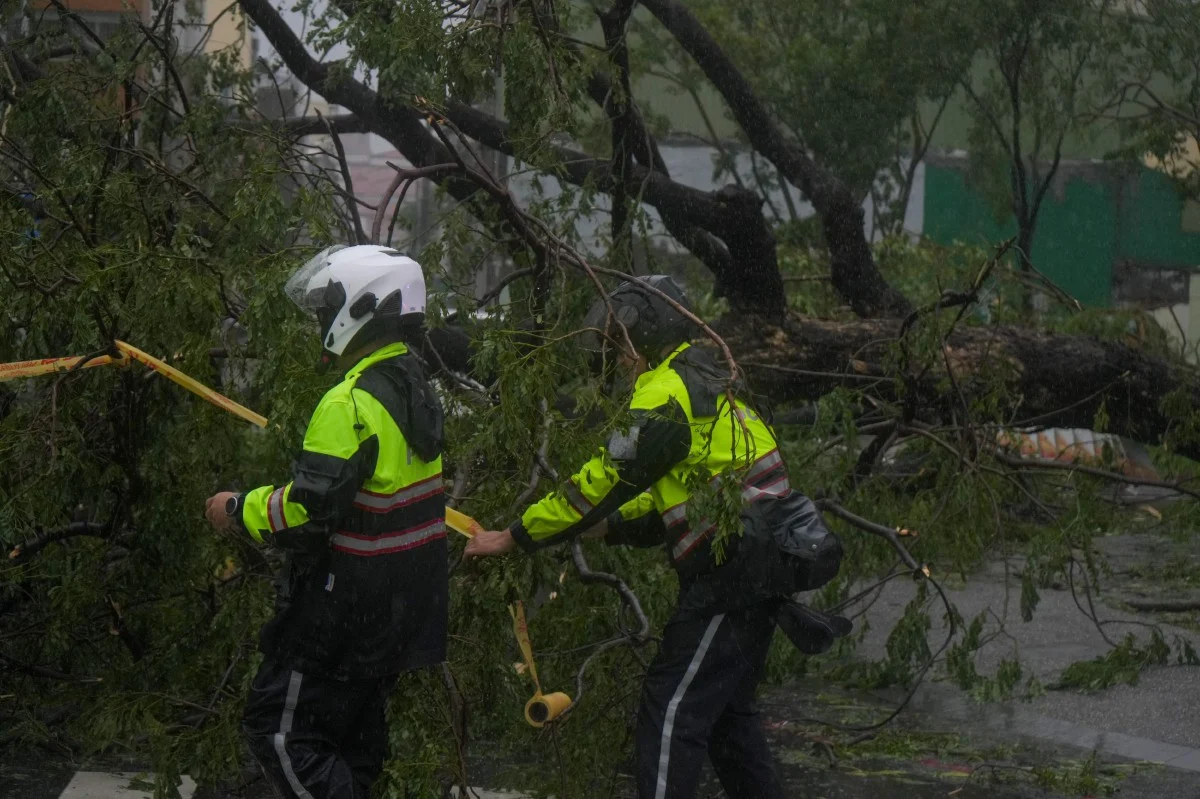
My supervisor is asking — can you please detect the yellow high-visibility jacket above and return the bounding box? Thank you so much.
[238,342,448,678]
[513,344,788,573]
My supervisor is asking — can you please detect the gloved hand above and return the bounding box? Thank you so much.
[776,600,853,655]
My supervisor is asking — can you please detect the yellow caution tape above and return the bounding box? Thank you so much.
[445,507,483,538]
[509,600,572,728]
[525,691,571,727]
[0,353,127,381]
[113,341,267,428]
[0,343,267,427]
[511,601,542,693]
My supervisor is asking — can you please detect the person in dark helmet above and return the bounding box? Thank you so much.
[204,244,448,799]
[466,274,849,799]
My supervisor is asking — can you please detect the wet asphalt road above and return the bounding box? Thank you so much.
[8,532,1200,798]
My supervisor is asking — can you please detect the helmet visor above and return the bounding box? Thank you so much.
[284,245,348,317]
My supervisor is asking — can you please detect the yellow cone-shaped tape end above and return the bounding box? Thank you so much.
[524,692,572,728]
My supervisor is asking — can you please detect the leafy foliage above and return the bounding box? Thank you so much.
[0,3,340,793]
[2,1,1200,798]
[1052,630,1199,692]
[634,0,974,208]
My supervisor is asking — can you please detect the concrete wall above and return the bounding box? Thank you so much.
[204,0,251,69]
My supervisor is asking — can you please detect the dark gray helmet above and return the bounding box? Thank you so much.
[582,275,695,364]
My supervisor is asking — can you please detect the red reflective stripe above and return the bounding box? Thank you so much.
[661,501,688,528]
[353,478,444,513]
[268,488,286,533]
[671,474,790,562]
[751,473,789,493]
[672,522,715,561]
[331,519,446,556]
[747,465,785,488]
[728,449,782,488]
[331,531,446,557]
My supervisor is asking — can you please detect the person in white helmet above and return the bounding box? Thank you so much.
[204,245,447,799]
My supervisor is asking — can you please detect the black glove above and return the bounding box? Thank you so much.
[776,600,853,655]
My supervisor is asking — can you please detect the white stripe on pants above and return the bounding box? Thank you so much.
[654,614,725,799]
[273,671,315,799]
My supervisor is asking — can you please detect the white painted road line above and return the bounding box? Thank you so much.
[58,772,196,799]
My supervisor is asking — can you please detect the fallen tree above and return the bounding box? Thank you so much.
[239,0,908,319]
[4,2,1200,797]
[724,315,1200,460]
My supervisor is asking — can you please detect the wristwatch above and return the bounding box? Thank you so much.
[225,493,243,519]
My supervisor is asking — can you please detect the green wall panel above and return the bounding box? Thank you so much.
[924,161,1200,308]
[1117,169,1200,269]
[923,164,1113,307]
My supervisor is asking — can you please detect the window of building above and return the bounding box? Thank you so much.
[68,11,132,44]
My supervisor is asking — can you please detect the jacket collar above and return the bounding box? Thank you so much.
[635,342,690,390]
[345,342,409,379]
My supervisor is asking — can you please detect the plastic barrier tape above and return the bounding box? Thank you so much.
[0,344,267,428]
[0,354,125,381]
[113,341,267,428]
[445,507,483,539]
[509,600,572,728]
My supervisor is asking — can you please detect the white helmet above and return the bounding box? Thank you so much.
[284,244,427,370]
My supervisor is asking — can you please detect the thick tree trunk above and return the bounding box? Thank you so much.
[243,0,903,320]
[720,315,1200,461]
[640,0,912,318]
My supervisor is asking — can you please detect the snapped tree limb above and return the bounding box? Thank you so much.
[423,307,1200,464]
[240,0,817,316]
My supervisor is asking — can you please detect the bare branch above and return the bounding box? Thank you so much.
[991,451,1200,502]
[818,501,922,573]
[554,539,652,721]
[8,521,108,561]
[320,110,367,244]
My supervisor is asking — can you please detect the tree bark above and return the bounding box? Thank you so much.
[639,0,912,318]
[600,0,638,273]
[440,103,788,314]
[720,316,1200,461]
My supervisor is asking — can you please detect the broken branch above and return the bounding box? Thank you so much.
[818,501,923,574]
[8,522,109,561]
